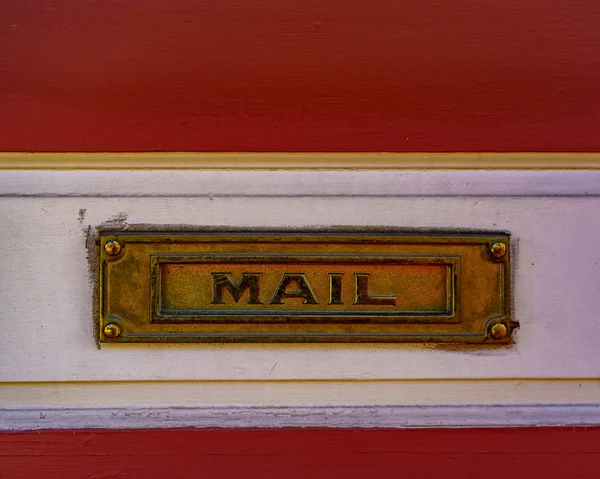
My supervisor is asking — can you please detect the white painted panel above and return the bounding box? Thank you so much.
[1,195,599,382]
[1,170,600,197]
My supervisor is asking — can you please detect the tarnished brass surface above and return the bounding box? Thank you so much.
[99,232,514,343]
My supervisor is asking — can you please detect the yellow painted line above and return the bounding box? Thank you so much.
[1,152,600,169]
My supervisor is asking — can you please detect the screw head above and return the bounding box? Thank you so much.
[490,323,508,340]
[104,241,121,256]
[490,242,507,259]
[103,322,121,339]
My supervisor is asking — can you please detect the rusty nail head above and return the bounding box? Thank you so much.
[105,241,121,256]
[490,323,508,340]
[490,242,507,259]
[103,323,121,339]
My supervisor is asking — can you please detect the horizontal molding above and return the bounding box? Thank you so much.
[1,152,600,170]
[2,404,599,430]
[2,170,600,197]
[2,380,599,408]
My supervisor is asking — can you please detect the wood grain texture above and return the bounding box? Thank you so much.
[1,428,599,478]
[1,0,599,152]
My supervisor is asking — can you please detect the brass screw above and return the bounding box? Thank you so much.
[490,323,508,340]
[103,323,122,339]
[104,241,121,256]
[490,242,507,259]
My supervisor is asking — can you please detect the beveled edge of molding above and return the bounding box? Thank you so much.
[1,404,599,430]
[1,152,600,170]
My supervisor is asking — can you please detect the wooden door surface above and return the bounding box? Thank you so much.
[1,1,599,477]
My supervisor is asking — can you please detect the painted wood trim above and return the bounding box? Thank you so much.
[1,152,600,170]
[2,169,600,197]
[3,380,599,408]
[2,404,599,430]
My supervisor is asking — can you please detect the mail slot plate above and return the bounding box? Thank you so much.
[99,231,513,343]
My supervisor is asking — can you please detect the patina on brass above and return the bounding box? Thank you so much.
[490,323,508,340]
[99,231,514,343]
[490,242,507,260]
[104,241,121,256]
[103,323,121,339]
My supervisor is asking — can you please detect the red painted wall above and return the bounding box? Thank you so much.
[1,0,599,152]
[1,427,600,478]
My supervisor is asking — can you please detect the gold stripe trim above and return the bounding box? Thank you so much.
[1,152,599,169]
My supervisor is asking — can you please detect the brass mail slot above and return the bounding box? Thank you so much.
[99,231,515,343]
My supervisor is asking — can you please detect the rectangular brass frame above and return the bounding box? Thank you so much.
[99,231,513,343]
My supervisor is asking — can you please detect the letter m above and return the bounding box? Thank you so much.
[211,273,262,304]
